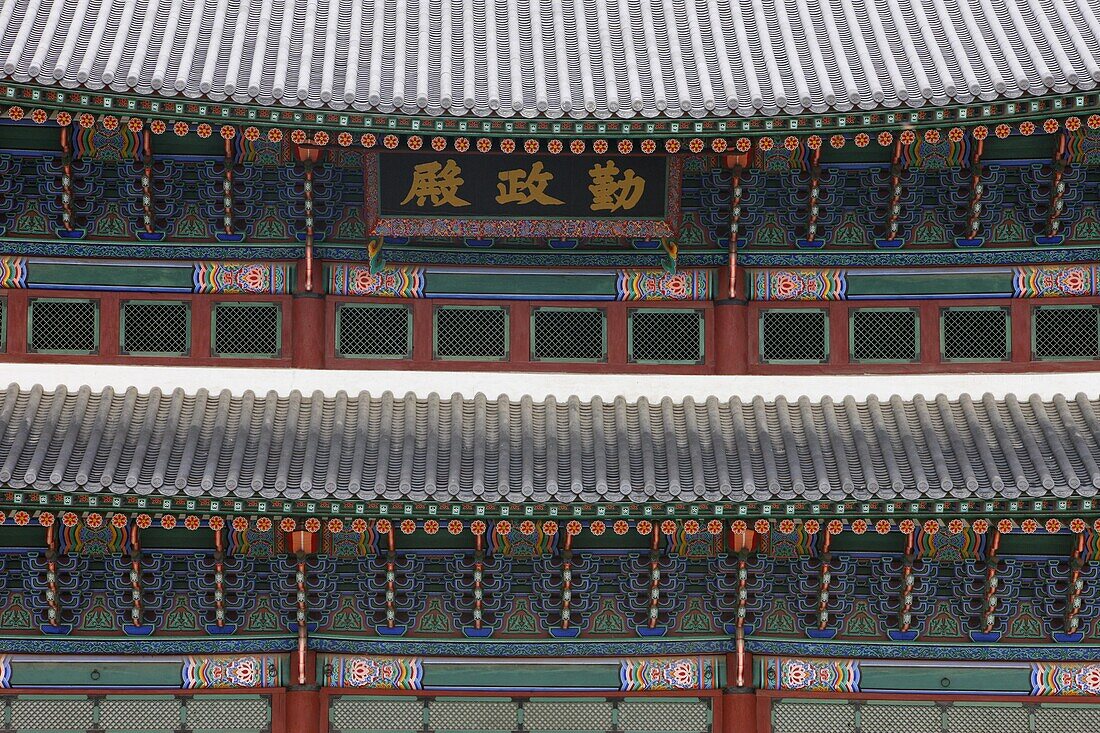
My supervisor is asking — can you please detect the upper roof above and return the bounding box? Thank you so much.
[0,0,1098,121]
[1,384,1099,505]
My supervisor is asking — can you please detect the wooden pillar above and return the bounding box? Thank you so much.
[714,265,750,374]
[723,652,766,733]
[292,257,325,369]
[285,649,321,733]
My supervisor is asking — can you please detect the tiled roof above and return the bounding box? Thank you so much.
[0,0,1097,120]
[1,384,1099,503]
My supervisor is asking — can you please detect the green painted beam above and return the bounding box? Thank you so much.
[421,662,622,689]
[28,263,194,290]
[424,272,618,298]
[846,272,1015,298]
[10,660,184,688]
[859,664,1032,693]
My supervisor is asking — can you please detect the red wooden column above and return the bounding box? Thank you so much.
[285,649,321,733]
[723,652,766,733]
[715,150,752,375]
[292,256,326,369]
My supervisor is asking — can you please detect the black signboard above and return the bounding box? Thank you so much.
[378,151,668,219]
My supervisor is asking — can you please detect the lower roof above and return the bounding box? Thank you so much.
[0,383,1097,505]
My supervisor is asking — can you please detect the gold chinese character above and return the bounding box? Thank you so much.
[401,159,470,207]
[588,161,646,213]
[495,162,564,206]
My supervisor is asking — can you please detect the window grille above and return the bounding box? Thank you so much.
[99,696,181,729]
[336,303,412,359]
[759,309,828,363]
[329,697,424,732]
[434,306,509,361]
[186,696,271,731]
[428,699,516,730]
[11,697,95,731]
[941,307,1009,362]
[771,700,855,733]
[523,700,614,731]
[27,298,99,354]
[120,300,190,356]
[211,302,281,358]
[1033,305,1100,360]
[618,699,710,733]
[849,308,919,363]
[628,308,705,363]
[531,308,606,362]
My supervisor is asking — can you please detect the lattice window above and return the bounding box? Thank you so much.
[211,302,281,358]
[944,703,1029,733]
[1033,305,1100,360]
[185,696,270,731]
[759,309,828,363]
[1034,704,1100,730]
[27,298,99,354]
[11,696,95,730]
[120,300,190,356]
[524,699,614,731]
[849,308,919,363]
[329,697,424,732]
[857,702,940,733]
[618,699,710,733]
[434,306,509,361]
[99,696,181,730]
[941,307,1010,362]
[531,308,606,362]
[428,698,516,730]
[771,700,855,733]
[628,308,705,363]
[336,304,412,359]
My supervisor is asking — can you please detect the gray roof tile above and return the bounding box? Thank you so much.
[1,384,1100,504]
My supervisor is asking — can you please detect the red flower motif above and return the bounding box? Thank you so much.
[496,520,512,535]
[79,113,96,129]
[304,517,321,533]
[854,133,870,148]
[590,520,606,536]
[758,136,774,151]
[778,519,796,535]
[922,519,940,535]
[614,520,630,535]
[1021,518,1038,534]
[525,139,540,154]
[948,519,965,535]
[783,136,799,151]
[136,513,153,529]
[948,127,964,142]
[220,125,236,139]
[543,520,559,535]
[519,520,536,535]
[327,518,344,533]
[62,512,78,527]
[636,519,653,535]
[477,137,493,152]
[877,131,893,146]
[803,519,821,535]
[683,519,700,534]
[997,518,1014,534]
[547,139,563,154]
[422,519,439,534]
[38,512,55,527]
[1065,116,1082,132]
[731,520,748,533]
[279,517,296,532]
[1045,518,1062,534]
[360,132,376,147]
[447,519,463,535]
[827,519,844,535]
[161,515,178,530]
[431,136,447,151]
[1019,121,1035,136]
[196,123,212,138]
[338,132,353,147]
[898,519,915,535]
[829,134,845,149]
[899,130,915,145]
[232,516,249,532]
[688,137,705,153]
[851,519,868,535]
[255,517,272,532]
[710,138,728,153]
[806,135,823,150]
[400,519,416,534]
[208,516,225,531]
[241,126,260,141]
[350,518,368,534]
[375,519,392,534]
[971,125,988,140]
[1043,118,1059,134]
[55,111,72,127]
[13,511,29,526]
[470,520,487,535]
[995,123,1011,139]
[924,129,941,144]
[454,137,471,152]
[499,138,516,153]
[1070,518,1086,534]
[618,139,633,154]
[656,520,673,535]
[875,519,891,534]
[406,134,422,150]
[755,519,771,534]
[1087,114,1100,130]
[85,513,104,529]
[592,139,609,154]
[101,115,119,130]
[571,139,586,154]
[706,519,723,535]
[268,128,284,142]
[664,139,680,153]
[567,520,583,536]
[971,519,989,535]
[174,120,192,137]
[184,515,201,531]
[30,108,47,124]
[735,137,752,153]
[383,134,399,149]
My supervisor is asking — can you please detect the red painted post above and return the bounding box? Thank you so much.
[285,650,321,733]
[292,257,325,369]
[714,264,749,374]
[723,651,760,733]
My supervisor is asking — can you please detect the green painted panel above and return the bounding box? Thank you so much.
[28,263,194,289]
[859,664,1032,693]
[425,272,617,297]
[846,272,1015,298]
[0,125,59,152]
[421,662,622,689]
[10,660,184,688]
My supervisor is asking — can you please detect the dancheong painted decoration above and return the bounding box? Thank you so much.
[0,0,1099,730]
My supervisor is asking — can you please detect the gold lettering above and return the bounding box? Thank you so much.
[495,162,564,206]
[400,159,470,207]
[588,161,646,213]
